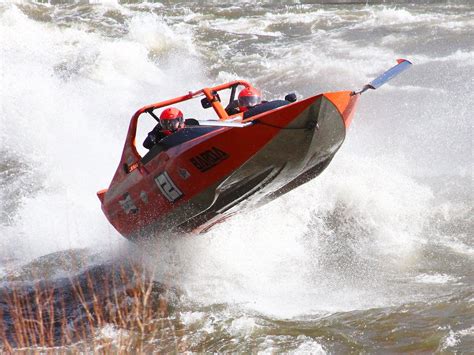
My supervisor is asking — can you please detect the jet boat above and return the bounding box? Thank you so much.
[98,59,412,241]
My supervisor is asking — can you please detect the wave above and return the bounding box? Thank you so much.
[0,5,204,260]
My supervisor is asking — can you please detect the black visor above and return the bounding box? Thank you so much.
[160,116,183,131]
[238,95,261,108]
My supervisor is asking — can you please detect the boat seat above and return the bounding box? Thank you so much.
[243,100,290,119]
[225,100,240,115]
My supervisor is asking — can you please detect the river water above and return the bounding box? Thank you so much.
[1,0,473,352]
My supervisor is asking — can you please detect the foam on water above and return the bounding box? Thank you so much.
[0,4,204,260]
[414,273,458,284]
[355,6,442,27]
[441,326,474,351]
[141,154,437,316]
[290,337,326,355]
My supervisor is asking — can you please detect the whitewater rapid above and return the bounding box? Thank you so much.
[0,1,472,337]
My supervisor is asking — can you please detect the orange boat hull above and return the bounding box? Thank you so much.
[99,90,359,241]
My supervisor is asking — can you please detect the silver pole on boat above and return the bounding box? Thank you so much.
[352,59,413,95]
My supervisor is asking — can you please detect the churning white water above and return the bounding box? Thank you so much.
[1,2,472,341]
[0,5,208,260]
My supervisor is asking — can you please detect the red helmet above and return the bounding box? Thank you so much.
[238,87,262,112]
[160,107,184,131]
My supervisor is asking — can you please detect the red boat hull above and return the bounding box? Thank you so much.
[99,90,359,241]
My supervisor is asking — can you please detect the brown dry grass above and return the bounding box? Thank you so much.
[0,263,184,353]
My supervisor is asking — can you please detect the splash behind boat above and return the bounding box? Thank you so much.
[98,60,412,241]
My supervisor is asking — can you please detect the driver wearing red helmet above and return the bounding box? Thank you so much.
[238,86,262,113]
[143,107,185,149]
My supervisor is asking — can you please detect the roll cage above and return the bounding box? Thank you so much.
[130,81,250,142]
[119,81,252,174]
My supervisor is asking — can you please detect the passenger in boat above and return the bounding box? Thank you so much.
[238,86,262,113]
[225,86,263,115]
[143,107,185,149]
[239,88,297,119]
